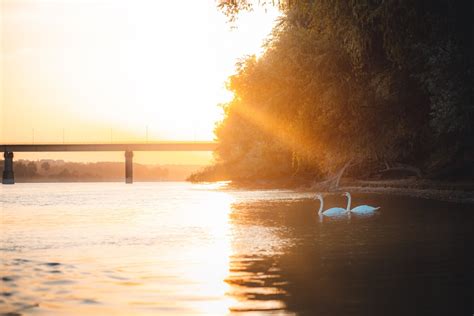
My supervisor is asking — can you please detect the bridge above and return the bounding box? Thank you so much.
[1,142,217,184]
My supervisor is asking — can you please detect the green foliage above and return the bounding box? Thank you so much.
[193,0,473,182]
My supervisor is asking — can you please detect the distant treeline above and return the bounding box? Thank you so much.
[0,160,203,182]
[190,0,473,184]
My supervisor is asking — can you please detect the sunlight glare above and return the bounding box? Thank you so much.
[163,189,237,314]
[1,0,281,143]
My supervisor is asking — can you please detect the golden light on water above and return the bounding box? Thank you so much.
[0,183,241,315]
[135,187,237,315]
[177,191,236,315]
[2,183,292,315]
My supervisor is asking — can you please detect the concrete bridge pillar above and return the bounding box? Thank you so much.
[2,151,14,184]
[125,150,133,184]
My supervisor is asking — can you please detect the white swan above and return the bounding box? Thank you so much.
[343,192,380,214]
[315,194,347,216]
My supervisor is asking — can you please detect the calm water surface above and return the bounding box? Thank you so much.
[0,182,473,315]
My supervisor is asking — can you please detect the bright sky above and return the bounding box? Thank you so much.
[0,0,278,164]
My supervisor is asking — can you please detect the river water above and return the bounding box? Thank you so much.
[0,182,472,315]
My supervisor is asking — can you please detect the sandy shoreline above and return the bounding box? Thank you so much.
[225,179,474,204]
[330,186,474,204]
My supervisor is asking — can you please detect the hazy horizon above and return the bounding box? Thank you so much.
[0,0,279,164]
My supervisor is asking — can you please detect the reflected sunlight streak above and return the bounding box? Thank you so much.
[177,190,237,315]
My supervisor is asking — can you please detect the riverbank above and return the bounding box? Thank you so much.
[333,185,474,204]
[223,178,474,204]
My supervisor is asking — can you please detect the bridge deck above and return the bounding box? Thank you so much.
[1,142,217,152]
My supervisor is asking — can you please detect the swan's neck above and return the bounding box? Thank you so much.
[346,193,352,212]
[318,197,324,214]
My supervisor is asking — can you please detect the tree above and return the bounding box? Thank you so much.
[191,0,473,183]
[41,161,51,172]
[26,162,38,177]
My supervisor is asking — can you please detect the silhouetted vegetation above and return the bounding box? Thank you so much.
[191,0,473,185]
[0,160,204,182]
